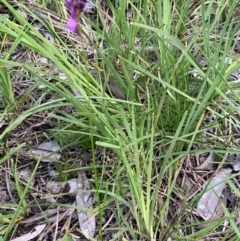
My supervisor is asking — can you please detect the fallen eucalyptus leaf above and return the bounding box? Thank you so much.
[196,168,232,220]
[17,10,28,20]
[227,154,240,171]
[11,224,46,241]
[68,173,95,238]
[44,176,95,237]
[196,152,215,170]
[30,141,61,162]
[108,81,125,100]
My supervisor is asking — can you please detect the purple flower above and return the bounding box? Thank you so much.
[66,0,86,33]
[73,1,86,10]
[66,6,78,32]
[66,17,78,32]
[66,0,72,7]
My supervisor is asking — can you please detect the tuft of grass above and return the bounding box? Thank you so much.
[0,0,240,240]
